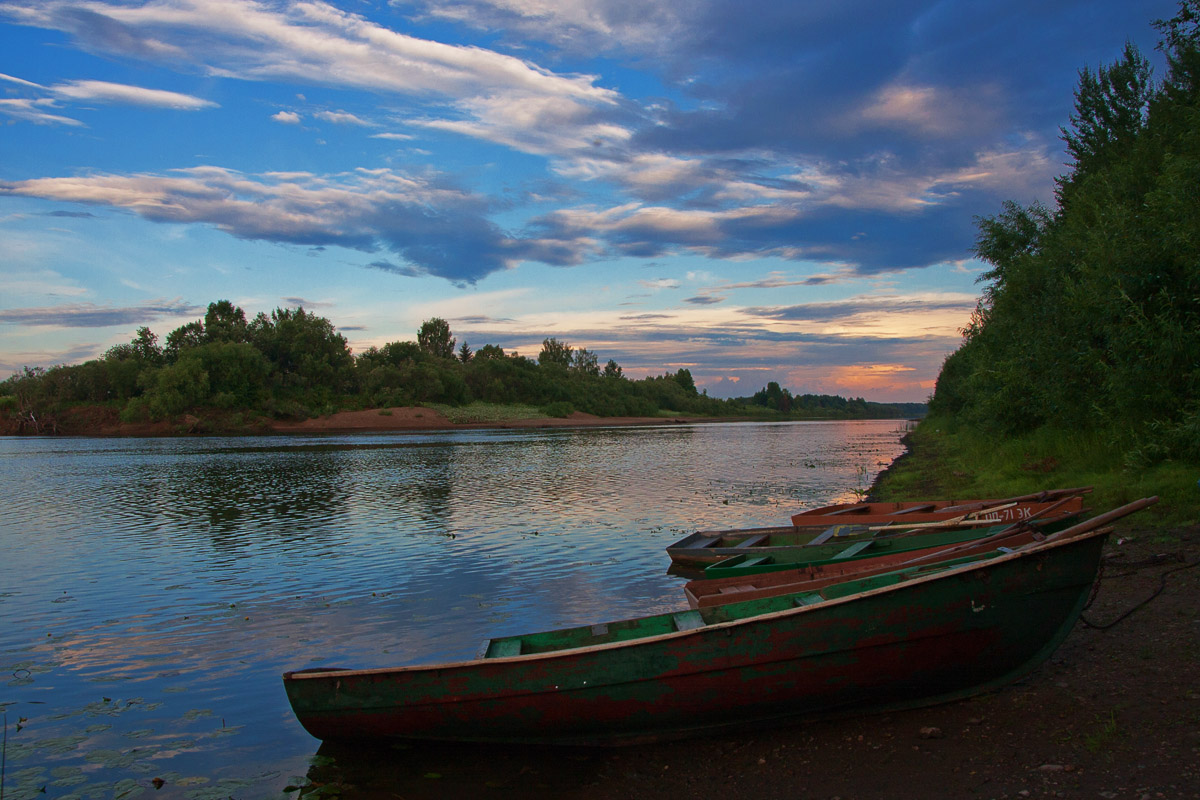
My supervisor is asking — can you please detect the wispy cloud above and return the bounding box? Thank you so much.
[742,293,977,325]
[0,97,85,126]
[367,259,427,278]
[0,299,203,328]
[0,70,215,126]
[48,79,217,109]
[0,70,43,88]
[314,109,371,126]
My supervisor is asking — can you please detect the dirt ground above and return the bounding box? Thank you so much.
[300,524,1200,800]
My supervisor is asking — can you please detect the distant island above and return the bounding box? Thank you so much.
[1,304,924,436]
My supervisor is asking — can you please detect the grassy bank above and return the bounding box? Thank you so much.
[870,414,1199,532]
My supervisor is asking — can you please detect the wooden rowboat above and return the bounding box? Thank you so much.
[685,524,1047,608]
[789,487,1092,527]
[666,489,1090,568]
[698,509,1081,579]
[281,497,1153,746]
[688,497,1155,608]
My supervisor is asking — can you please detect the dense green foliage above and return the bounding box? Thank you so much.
[745,381,925,420]
[930,2,1200,468]
[1,305,922,433]
[870,413,1197,529]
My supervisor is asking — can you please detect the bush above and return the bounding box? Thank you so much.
[541,401,574,418]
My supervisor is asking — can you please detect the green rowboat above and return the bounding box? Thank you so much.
[666,491,1088,568]
[698,511,1078,579]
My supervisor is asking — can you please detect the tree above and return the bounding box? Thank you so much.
[538,337,572,368]
[474,344,505,360]
[142,357,210,419]
[1155,0,1200,104]
[570,347,599,376]
[417,318,456,359]
[164,320,205,362]
[1061,42,1154,178]
[673,368,697,394]
[251,307,355,400]
[190,342,269,406]
[136,327,163,362]
[204,300,250,344]
[603,359,623,378]
[457,342,474,363]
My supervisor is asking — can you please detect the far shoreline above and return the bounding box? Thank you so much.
[2,404,919,437]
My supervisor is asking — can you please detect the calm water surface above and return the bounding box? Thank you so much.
[0,420,908,799]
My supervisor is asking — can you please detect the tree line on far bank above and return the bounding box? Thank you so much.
[0,302,923,433]
[929,1,1200,468]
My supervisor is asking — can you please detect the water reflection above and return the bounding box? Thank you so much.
[0,420,907,798]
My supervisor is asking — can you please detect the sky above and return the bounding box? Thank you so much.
[0,0,1181,402]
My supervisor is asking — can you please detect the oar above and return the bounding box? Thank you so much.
[867,504,1020,534]
[1038,496,1158,542]
[937,486,1093,516]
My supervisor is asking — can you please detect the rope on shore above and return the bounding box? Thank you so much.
[1080,553,1200,630]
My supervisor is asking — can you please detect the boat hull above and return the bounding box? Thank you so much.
[283,529,1107,746]
[698,513,1077,579]
[667,496,1086,568]
[684,524,1047,608]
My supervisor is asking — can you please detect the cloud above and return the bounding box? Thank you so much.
[0,300,203,328]
[314,109,371,126]
[0,70,214,128]
[0,268,90,298]
[40,210,98,218]
[400,0,688,56]
[684,295,724,305]
[0,0,1160,289]
[742,293,977,324]
[0,166,569,283]
[367,260,427,278]
[2,0,620,144]
[851,83,1000,138]
[0,71,43,88]
[639,278,680,290]
[48,79,216,109]
[0,97,84,126]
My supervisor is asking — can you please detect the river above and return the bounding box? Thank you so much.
[0,420,908,799]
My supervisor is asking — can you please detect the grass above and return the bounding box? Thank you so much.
[429,402,547,424]
[1084,710,1121,753]
[871,414,1200,531]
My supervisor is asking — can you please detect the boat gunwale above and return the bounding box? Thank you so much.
[283,522,1115,683]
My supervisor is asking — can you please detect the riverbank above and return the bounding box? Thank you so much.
[297,422,1200,799]
[1,404,718,436]
[269,406,706,433]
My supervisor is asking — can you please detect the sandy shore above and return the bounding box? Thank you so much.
[2,404,713,436]
[268,406,702,434]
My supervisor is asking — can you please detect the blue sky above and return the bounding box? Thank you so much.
[0,0,1178,401]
